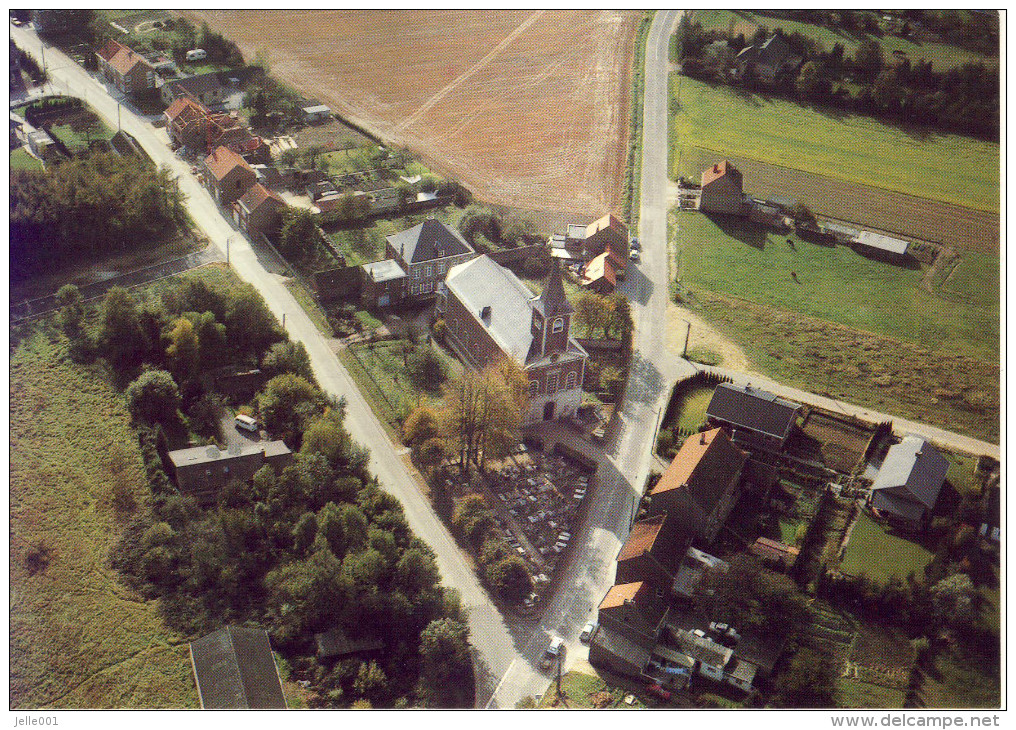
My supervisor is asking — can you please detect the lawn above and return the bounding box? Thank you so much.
[673,212,999,364]
[10,148,44,171]
[46,109,114,152]
[673,385,712,433]
[284,278,334,336]
[670,76,1000,213]
[10,327,197,708]
[691,10,994,72]
[838,513,933,583]
[916,647,1001,709]
[835,678,906,709]
[536,671,646,709]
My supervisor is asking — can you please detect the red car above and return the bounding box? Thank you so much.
[646,684,672,702]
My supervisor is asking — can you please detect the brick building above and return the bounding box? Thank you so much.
[96,39,157,96]
[438,256,588,425]
[699,160,745,215]
[386,218,475,300]
[234,183,286,235]
[168,441,292,504]
[203,145,257,208]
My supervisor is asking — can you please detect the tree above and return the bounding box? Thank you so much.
[574,292,609,338]
[125,370,181,426]
[396,547,440,594]
[278,208,318,261]
[414,437,448,475]
[796,60,830,99]
[403,406,441,445]
[98,287,148,370]
[300,413,353,470]
[166,317,200,380]
[258,373,324,443]
[929,572,978,629]
[353,660,388,706]
[292,511,318,555]
[55,284,85,341]
[771,647,838,708]
[262,340,314,382]
[190,310,227,368]
[405,348,445,391]
[872,68,903,114]
[418,618,472,708]
[225,284,280,358]
[853,39,883,83]
[485,556,532,602]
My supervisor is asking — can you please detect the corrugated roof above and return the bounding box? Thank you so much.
[204,145,253,182]
[855,230,910,255]
[387,218,473,264]
[871,436,948,511]
[599,581,647,610]
[617,514,666,562]
[706,382,800,440]
[651,428,748,515]
[190,626,286,709]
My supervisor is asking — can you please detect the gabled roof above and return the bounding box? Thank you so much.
[237,182,285,215]
[387,218,473,264]
[165,72,225,100]
[314,628,383,660]
[97,39,123,63]
[585,213,628,241]
[97,39,153,77]
[617,514,667,562]
[204,145,253,182]
[702,160,742,187]
[599,581,649,610]
[651,428,747,514]
[581,250,619,288]
[871,436,949,513]
[189,626,287,709]
[705,382,800,440]
[673,628,732,669]
[165,97,207,124]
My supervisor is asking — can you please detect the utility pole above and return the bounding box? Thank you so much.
[555,651,563,703]
[282,313,286,329]
[226,235,231,264]
[682,320,691,358]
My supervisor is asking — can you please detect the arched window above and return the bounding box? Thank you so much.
[529,380,540,397]
[552,317,564,333]
[565,371,577,389]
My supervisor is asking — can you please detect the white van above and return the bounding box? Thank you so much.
[185,49,207,62]
[234,414,259,433]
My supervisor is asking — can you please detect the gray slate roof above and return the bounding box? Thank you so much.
[591,625,651,672]
[673,628,732,669]
[871,436,949,518]
[387,218,473,264]
[168,441,290,469]
[706,382,801,440]
[190,626,286,709]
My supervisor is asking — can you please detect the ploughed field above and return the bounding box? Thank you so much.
[185,9,640,216]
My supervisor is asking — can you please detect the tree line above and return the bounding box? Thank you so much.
[675,15,999,140]
[11,152,187,283]
[52,274,474,708]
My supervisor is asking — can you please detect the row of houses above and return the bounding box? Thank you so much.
[165,96,270,160]
[548,213,631,294]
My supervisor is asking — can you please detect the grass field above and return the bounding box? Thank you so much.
[670,76,1000,214]
[838,513,933,582]
[672,385,712,433]
[691,10,994,71]
[673,213,999,364]
[10,328,197,709]
[835,678,906,708]
[10,148,44,171]
[536,671,646,709]
[915,648,1001,709]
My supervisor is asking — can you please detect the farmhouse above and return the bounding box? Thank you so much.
[160,72,228,107]
[438,256,588,425]
[699,160,745,215]
[386,218,475,299]
[165,96,267,158]
[705,382,801,453]
[549,213,630,263]
[579,248,625,294]
[647,427,748,543]
[869,436,949,531]
[203,145,258,208]
[96,39,157,96]
[168,441,292,503]
[733,33,796,84]
[616,513,692,590]
[360,259,407,308]
[234,183,286,235]
[189,626,287,709]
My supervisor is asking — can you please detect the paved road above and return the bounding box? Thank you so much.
[10,23,521,707]
[700,365,1000,459]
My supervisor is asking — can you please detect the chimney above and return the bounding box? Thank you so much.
[700,433,706,445]
[713,163,720,173]
[480,305,491,323]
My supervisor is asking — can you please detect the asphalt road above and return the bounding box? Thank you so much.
[10,23,521,707]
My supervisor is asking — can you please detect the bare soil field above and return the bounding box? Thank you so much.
[798,411,874,474]
[676,146,1000,254]
[185,10,639,217]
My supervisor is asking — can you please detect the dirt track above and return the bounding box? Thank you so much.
[186,10,639,217]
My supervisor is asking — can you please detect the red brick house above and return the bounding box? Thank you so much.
[165,97,267,159]
[386,218,475,300]
[699,160,745,215]
[438,256,588,425]
[360,259,407,308]
[203,145,257,208]
[580,248,626,294]
[550,212,630,263]
[234,183,286,235]
[96,39,157,96]
[615,513,692,590]
[647,427,748,543]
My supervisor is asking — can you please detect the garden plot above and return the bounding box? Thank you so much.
[794,410,875,475]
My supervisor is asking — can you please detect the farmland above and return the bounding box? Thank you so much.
[673,145,999,253]
[691,10,994,71]
[10,327,197,709]
[186,9,640,217]
[672,213,999,363]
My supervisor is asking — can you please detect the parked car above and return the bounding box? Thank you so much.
[540,637,564,671]
[629,249,640,262]
[580,622,597,643]
[234,414,259,433]
[630,237,641,250]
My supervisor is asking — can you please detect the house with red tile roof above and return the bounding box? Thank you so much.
[96,39,157,96]
[596,581,670,648]
[579,248,626,294]
[615,513,692,589]
[234,183,286,235]
[647,427,748,543]
[700,160,745,215]
[203,146,257,208]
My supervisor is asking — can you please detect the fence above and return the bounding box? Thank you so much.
[487,243,546,266]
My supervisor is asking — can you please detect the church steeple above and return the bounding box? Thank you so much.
[531,260,573,357]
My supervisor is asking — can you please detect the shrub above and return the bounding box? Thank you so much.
[125,370,181,426]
